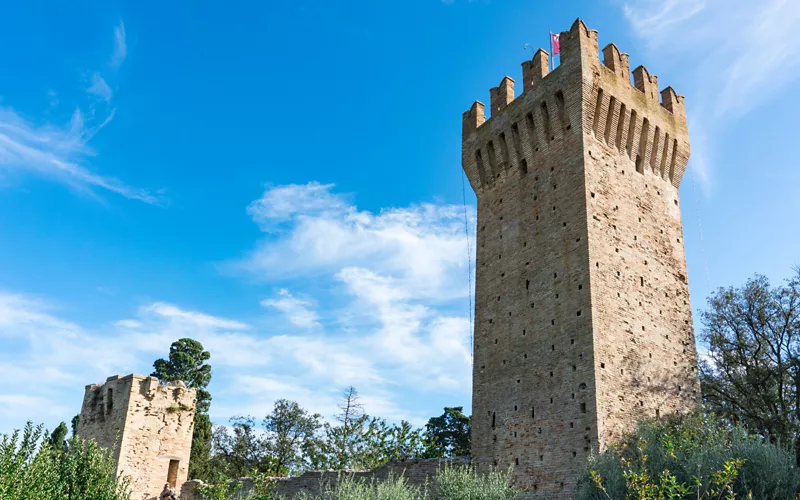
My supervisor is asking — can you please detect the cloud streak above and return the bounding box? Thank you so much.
[87,73,113,103]
[111,21,127,70]
[0,19,162,204]
[621,0,800,193]
[261,289,320,329]
[0,107,162,204]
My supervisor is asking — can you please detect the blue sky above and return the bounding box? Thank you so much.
[0,0,798,433]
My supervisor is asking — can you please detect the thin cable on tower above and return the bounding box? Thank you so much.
[461,168,474,362]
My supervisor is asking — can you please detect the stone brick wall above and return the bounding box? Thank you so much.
[78,374,197,500]
[179,458,469,499]
[461,19,699,498]
[582,33,700,447]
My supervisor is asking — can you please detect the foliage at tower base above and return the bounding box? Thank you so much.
[576,412,800,500]
[0,422,131,500]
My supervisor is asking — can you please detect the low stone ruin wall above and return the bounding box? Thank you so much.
[180,457,470,499]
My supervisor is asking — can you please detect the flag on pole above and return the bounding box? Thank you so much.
[551,33,560,55]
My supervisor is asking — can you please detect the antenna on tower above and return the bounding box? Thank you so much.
[523,43,534,59]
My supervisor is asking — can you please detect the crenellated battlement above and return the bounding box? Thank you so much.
[462,19,691,192]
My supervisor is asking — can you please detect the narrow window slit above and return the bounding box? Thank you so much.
[475,149,487,185]
[626,110,638,158]
[555,90,569,132]
[486,140,498,177]
[540,101,553,141]
[637,118,650,174]
[510,122,522,159]
[592,88,604,137]
[615,103,627,151]
[668,139,678,182]
[525,113,538,152]
[604,96,616,145]
[650,126,661,172]
[499,132,510,168]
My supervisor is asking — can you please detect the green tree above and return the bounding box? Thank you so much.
[384,420,426,462]
[314,388,428,470]
[48,422,68,451]
[152,338,212,411]
[210,416,274,479]
[423,407,471,458]
[70,414,80,439]
[191,413,214,479]
[700,270,800,462]
[263,399,323,475]
[152,338,213,480]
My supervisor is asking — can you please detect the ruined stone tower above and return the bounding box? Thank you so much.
[77,374,197,500]
[462,20,700,496]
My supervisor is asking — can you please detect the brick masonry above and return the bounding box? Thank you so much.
[461,19,700,498]
[77,374,197,500]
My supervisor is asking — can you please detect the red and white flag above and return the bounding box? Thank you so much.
[551,33,560,55]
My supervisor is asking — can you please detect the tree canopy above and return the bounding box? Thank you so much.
[152,338,212,412]
[423,406,471,458]
[701,269,800,461]
[207,390,469,479]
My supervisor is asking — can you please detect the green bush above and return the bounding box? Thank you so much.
[436,465,516,500]
[0,422,131,500]
[317,473,423,500]
[577,412,800,499]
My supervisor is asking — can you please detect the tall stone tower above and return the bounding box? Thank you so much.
[77,374,197,500]
[462,20,700,496]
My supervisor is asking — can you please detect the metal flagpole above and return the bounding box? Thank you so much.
[549,32,553,72]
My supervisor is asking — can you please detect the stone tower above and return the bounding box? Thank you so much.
[462,20,700,496]
[77,374,197,500]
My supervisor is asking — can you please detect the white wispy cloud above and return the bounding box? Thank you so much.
[143,302,250,330]
[261,289,320,329]
[0,19,162,204]
[621,0,800,193]
[110,21,127,69]
[238,183,473,301]
[0,107,161,203]
[87,73,113,103]
[247,181,350,231]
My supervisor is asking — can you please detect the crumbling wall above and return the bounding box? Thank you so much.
[78,374,197,500]
[180,458,470,499]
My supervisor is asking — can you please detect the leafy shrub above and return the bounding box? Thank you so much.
[577,412,800,499]
[319,473,423,500]
[0,422,131,500]
[199,480,244,500]
[436,465,517,500]
[198,473,279,500]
